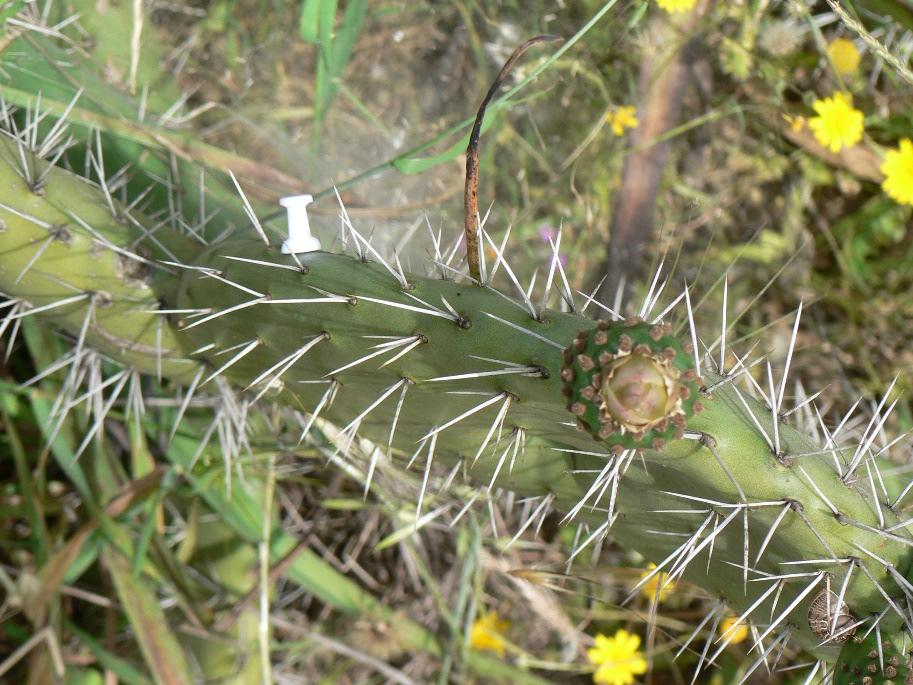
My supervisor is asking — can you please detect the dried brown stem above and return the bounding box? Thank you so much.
[464,35,560,283]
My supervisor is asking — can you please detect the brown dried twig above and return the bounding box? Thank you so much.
[464,35,560,283]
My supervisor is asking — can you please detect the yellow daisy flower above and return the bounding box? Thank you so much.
[827,38,861,75]
[808,92,864,153]
[719,615,749,645]
[609,106,639,136]
[587,629,648,685]
[656,0,697,13]
[469,612,510,657]
[638,563,676,602]
[881,138,913,206]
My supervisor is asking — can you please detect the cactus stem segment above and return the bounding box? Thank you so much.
[326,335,424,377]
[9,122,913,675]
[201,338,261,386]
[834,631,911,684]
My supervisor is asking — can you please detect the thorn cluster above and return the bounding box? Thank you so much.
[560,318,702,450]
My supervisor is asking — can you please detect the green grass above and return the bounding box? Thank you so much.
[299,0,368,146]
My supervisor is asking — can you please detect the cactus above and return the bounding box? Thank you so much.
[834,631,912,685]
[4,104,913,684]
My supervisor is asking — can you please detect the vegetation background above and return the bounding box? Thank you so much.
[1,0,912,683]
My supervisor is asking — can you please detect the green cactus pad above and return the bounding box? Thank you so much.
[7,130,913,665]
[560,319,702,450]
[834,632,911,685]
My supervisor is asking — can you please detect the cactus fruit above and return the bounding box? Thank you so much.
[560,319,701,450]
[3,105,913,680]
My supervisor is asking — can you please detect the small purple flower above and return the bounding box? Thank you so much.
[538,223,567,266]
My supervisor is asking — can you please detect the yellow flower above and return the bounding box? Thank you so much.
[719,615,749,645]
[881,138,913,206]
[587,629,648,685]
[638,563,675,602]
[655,0,697,13]
[827,38,861,75]
[469,612,509,657]
[609,106,639,136]
[808,92,864,153]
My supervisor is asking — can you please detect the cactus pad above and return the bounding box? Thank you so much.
[7,114,913,672]
[834,632,912,685]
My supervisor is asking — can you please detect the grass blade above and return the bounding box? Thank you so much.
[102,547,194,685]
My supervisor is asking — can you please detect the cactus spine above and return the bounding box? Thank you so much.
[2,120,912,679]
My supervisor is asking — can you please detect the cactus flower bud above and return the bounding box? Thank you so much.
[561,319,701,450]
[600,354,679,432]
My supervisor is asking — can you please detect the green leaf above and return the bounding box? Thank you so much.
[102,548,194,685]
[329,0,367,74]
[66,620,153,685]
[321,498,369,510]
[298,0,328,43]
[63,531,102,584]
[0,1,26,25]
[392,101,506,174]
[65,668,106,685]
